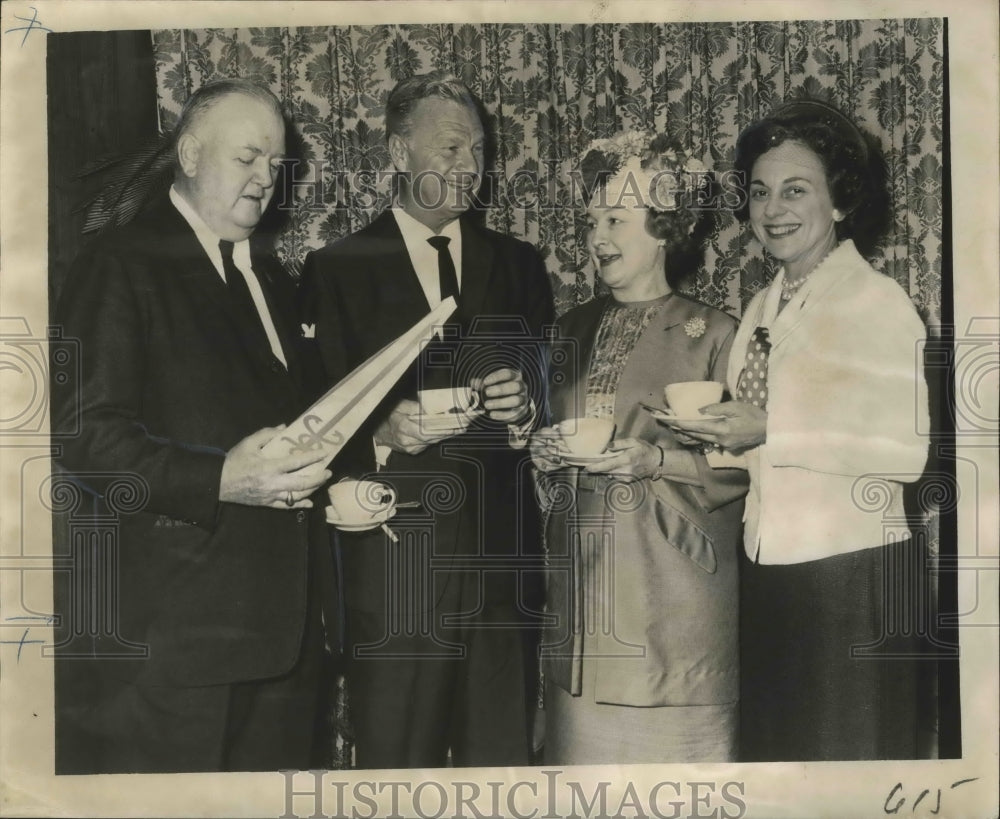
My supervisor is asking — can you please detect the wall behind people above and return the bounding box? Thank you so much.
[150,20,945,328]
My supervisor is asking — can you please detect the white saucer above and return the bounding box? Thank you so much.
[648,408,723,423]
[560,453,612,466]
[411,409,484,431]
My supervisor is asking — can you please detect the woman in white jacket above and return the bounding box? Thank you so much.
[668,99,930,760]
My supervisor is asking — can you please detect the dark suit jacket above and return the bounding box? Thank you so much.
[51,196,328,688]
[300,210,554,618]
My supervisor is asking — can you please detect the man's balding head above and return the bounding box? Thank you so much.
[174,79,283,154]
[173,80,286,241]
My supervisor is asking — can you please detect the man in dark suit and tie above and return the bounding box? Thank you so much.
[51,79,333,773]
[301,73,554,768]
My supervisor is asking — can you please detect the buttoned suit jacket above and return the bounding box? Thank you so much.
[300,210,554,619]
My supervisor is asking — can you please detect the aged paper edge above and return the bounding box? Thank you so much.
[1,2,997,818]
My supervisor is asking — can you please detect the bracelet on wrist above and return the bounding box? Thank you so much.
[651,445,665,481]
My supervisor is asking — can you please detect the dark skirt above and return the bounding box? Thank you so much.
[740,539,928,761]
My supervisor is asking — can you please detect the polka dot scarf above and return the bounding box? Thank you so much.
[735,327,771,409]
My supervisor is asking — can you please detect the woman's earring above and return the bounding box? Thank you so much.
[833,209,845,222]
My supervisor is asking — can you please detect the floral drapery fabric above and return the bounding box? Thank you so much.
[152,19,944,327]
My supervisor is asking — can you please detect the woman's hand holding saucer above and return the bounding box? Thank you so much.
[662,401,767,453]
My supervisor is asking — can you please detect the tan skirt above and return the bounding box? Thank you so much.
[542,509,738,766]
[544,673,737,765]
[544,580,737,768]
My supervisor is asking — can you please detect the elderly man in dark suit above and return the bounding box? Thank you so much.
[301,73,554,768]
[51,79,333,773]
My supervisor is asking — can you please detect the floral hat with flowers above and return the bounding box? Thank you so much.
[578,130,711,214]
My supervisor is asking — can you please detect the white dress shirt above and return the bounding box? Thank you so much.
[169,186,287,366]
[391,206,463,306]
[371,208,532,465]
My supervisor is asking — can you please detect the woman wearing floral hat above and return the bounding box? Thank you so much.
[529,132,749,764]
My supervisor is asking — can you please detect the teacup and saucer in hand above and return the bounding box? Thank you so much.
[325,479,398,532]
[660,380,724,422]
[639,380,725,450]
[554,417,615,466]
[412,386,484,434]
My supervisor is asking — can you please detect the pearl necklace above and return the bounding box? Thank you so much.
[779,243,839,301]
[779,272,810,300]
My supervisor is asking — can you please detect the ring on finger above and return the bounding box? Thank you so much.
[284,490,294,507]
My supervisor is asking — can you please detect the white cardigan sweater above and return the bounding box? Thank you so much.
[729,240,930,564]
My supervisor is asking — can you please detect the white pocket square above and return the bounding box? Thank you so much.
[300,323,316,338]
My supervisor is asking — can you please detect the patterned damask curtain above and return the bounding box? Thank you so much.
[152,19,944,327]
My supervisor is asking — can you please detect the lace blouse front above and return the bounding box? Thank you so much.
[585,294,672,419]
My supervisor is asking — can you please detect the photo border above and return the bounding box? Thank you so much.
[2,2,997,817]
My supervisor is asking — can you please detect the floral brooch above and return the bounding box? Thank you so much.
[684,317,706,338]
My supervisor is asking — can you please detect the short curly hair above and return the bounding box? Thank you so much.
[642,134,719,288]
[733,98,891,257]
[580,132,718,289]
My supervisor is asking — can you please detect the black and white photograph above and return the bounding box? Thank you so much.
[1,1,997,817]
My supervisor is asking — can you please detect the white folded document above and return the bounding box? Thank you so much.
[261,297,457,465]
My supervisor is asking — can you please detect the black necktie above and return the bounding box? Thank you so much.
[219,239,268,344]
[427,235,459,303]
[734,326,771,409]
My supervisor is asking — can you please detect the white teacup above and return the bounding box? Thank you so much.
[418,386,480,415]
[327,479,397,526]
[663,380,724,417]
[557,417,615,456]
